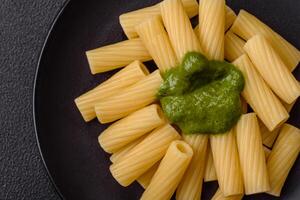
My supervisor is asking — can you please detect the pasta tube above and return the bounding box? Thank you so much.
[95,70,162,123]
[210,129,244,196]
[236,113,270,194]
[136,16,178,72]
[225,6,236,31]
[98,104,165,153]
[110,124,180,186]
[211,189,243,200]
[198,0,225,60]
[75,61,149,122]
[137,161,160,189]
[267,124,300,196]
[231,10,300,71]
[233,54,288,131]
[224,31,245,62]
[161,0,202,60]
[241,96,248,114]
[264,146,271,160]
[204,144,217,182]
[86,38,151,74]
[244,35,300,104]
[119,0,199,39]
[176,134,208,200]
[141,140,193,200]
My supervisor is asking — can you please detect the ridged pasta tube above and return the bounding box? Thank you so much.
[98,104,165,153]
[236,113,270,194]
[95,70,162,123]
[224,31,245,62]
[224,6,236,31]
[230,10,300,71]
[211,188,243,200]
[198,0,225,60]
[75,61,149,122]
[136,16,178,72]
[137,161,160,189]
[110,124,180,186]
[210,129,244,196]
[140,140,193,200]
[232,54,288,131]
[160,0,202,60]
[241,96,248,114]
[264,146,271,159]
[119,0,199,39]
[86,38,151,74]
[176,134,208,200]
[204,143,217,182]
[244,35,300,104]
[267,124,300,196]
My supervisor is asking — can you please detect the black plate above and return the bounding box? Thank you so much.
[34,0,300,199]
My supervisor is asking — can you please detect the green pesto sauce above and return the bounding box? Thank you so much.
[158,52,245,134]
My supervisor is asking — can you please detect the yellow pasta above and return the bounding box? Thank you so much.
[225,6,237,31]
[75,61,149,122]
[119,0,199,39]
[236,113,270,194]
[210,129,244,196]
[241,96,248,114]
[160,0,202,60]
[198,0,225,60]
[86,38,151,74]
[267,124,300,196]
[232,54,288,131]
[224,31,245,62]
[244,35,300,104]
[137,161,160,189]
[95,70,162,123]
[264,146,271,160]
[176,134,208,200]
[204,143,217,182]
[135,16,178,72]
[110,124,180,186]
[211,188,243,200]
[140,140,193,200]
[230,10,300,71]
[110,135,147,163]
[98,104,165,153]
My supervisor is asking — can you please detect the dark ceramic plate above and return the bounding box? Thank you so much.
[33,0,300,199]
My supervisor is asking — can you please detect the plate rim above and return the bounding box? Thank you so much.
[32,0,71,199]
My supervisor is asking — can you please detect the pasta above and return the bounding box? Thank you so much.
[267,124,300,196]
[86,38,151,74]
[135,15,178,72]
[244,35,300,104]
[224,6,236,31]
[198,0,225,60]
[211,189,243,200]
[204,143,217,182]
[264,146,271,159]
[224,31,245,62]
[137,161,160,189]
[98,104,165,153]
[160,0,202,60]
[232,54,288,131]
[230,9,300,71]
[110,124,181,186]
[176,134,208,200]
[140,140,193,200]
[119,0,199,39]
[241,96,248,114]
[95,70,162,123]
[236,113,270,194]
[210,129,244,196]
[75,61,149,122]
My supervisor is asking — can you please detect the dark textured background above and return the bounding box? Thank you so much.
[0,0,65,199]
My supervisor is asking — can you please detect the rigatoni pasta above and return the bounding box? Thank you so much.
[140,140,193,200]
[236,113,270,194]
[160,0,202,60]
[267,124,300,196]
[95,70,162,123]
[119,0,199,39]
[204,143,217,182]
[136,16,178,72]
[244,35,300,104]
[86,38,151,74]
[211,188,243,200]
[224,31,245,62]
[137,161,160,189]
[233,54,289,131]
[225,6,236,31]
[198,0,225,60]
[110,124,180,186]
[75,61,149,122]
[176,134,208,200]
